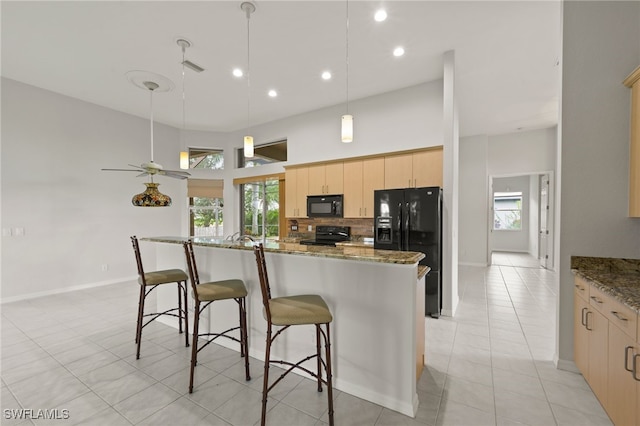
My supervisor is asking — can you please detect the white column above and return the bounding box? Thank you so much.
[441,50,459,317]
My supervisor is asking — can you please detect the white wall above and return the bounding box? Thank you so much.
[557,1,640,368]
[1,78,445,300]
[529,175,540,257]
[491,175,531,252]
[1,78,185,300]
[458,135,489,266]
[458,127,557,265]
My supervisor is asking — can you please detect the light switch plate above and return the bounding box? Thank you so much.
[307,225,313,231]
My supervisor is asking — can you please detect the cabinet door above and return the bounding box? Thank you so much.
[588,308,609,407]
[296,168,308,217]
[307,164,326,195]
[629,78,640,216]
[343,160,363,218]
[574,292,589,376]
[363,157,384,218]
[325,163,343,195]
[385,153,413,189]
[285,168,298,217]
[413,148,443,188]
[285,168,308,217]
[607,323,637,426]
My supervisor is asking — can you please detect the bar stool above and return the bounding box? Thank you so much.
[130,236,189,360]
[183,240,250,393]
[252,243,334,426]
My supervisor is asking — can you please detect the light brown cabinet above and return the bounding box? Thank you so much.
[413,149,444,188]
[384,147,443,189]
[343,158,385,218]
[607,323,637,426]
[308,163,343,195]
[574,274,640,425]
[285,167,308,217]
[624,66,640,217]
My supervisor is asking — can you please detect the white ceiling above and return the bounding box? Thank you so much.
[1,0,562,138]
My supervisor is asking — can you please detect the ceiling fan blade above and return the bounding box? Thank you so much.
[161,169,191,176]
[161,171,190,180]
[136,172,150,178]
[101,168,144,172]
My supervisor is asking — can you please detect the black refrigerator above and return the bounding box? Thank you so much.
[374,186,442,318]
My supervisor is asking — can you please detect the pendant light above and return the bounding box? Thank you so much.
[241,2,256,158]
[132,82,172,207]
[341,0,353,143]
[178,39,190,170]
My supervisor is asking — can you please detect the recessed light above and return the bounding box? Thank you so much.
[268,89,277,98]
[393,47,405,57]
[321,71,332,80]
[232,68,243,77]
[374,9,387,22]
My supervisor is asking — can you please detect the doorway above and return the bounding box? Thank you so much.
[488,172,554,270]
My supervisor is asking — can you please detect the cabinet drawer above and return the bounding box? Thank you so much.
[574,275,590,301]
[588,284,607,315]
[591,285,637,339]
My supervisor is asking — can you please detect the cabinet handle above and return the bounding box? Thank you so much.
[611,311,628,322]
[364,207,367,216]
[581,307,588,327]
[634,354,640,382]
[590,296,603,305]
[359,207,362,216]
[408,179,411,187]
[625,346,634,372]
[574,284,583,292]
[585,311,593,331]
[414,178,417,187]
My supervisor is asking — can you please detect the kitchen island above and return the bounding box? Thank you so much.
[142,236,426,417]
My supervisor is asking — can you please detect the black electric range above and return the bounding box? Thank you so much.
[300,225,351,247]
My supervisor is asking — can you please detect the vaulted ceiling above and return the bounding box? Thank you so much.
[1,1,562,138]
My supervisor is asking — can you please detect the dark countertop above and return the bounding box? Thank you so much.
[571,256,640,314]
[143,236,425,265]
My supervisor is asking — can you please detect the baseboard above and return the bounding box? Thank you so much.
[554,355,579,373]
[0,276,137,304]
[458,261,488,267]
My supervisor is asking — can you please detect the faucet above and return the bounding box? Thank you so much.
[236,235,256,242]
[225,231,241,241]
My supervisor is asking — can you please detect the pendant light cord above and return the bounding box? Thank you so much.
[181,45,186,150]
[246,6,251,135]
[149,87,154,163]
[346,0,349,115]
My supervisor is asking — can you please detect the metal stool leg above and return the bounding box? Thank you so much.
[189,300,201,394]
[316,324,323,392]
[261,325,272,426]
[135,285,146,359]
[182,281,190,347]
[240,298,251,381]
[324,323,334,426]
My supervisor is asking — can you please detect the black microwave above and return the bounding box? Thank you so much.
[307,195,343,218]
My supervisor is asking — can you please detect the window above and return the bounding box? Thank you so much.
[188,148,224,170]
[240,179,280,241]
[187,179,224,237]
[237,140,287,168]
[493,192,522,230]
[189,197,223,237]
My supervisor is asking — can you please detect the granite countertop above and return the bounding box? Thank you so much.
[571,256,640,314]
[143,236,425,265]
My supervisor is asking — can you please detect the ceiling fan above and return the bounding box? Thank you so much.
[102,79,191,181]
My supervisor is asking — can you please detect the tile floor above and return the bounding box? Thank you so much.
[1,255,613,425]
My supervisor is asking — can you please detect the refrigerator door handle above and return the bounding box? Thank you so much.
[397,202,403,251]
[404,202,410,251]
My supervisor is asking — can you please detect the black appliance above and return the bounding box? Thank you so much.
[300,225,350,246]
[374,187,442,318]
[307,194,343,218]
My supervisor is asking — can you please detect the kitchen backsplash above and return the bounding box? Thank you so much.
[287,218,374,240]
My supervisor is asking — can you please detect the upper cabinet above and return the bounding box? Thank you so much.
[285,167,308,218]
[343,158,385,218]
[384,147,443,189]
[624,65,640,217]
[308,163,344,195]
